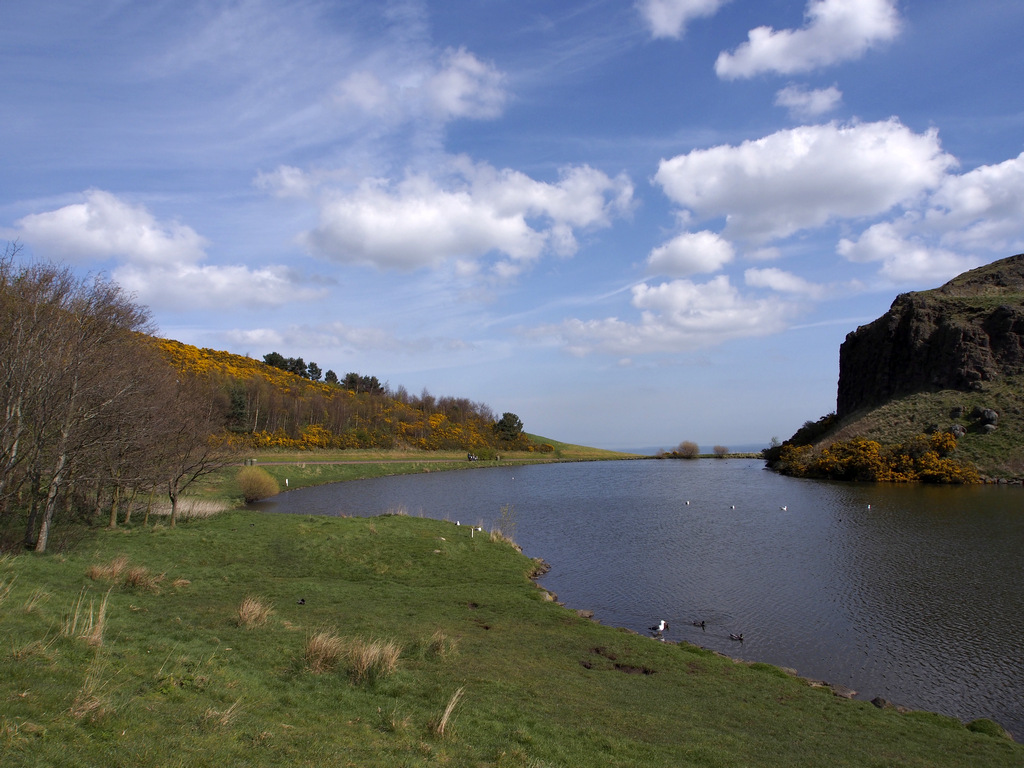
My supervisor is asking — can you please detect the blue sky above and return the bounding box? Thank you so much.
[3,1,1024,451]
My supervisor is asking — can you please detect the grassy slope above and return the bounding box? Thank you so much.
[1,511,1019,767]
[191,438,641,505]
[826,375,1024,479]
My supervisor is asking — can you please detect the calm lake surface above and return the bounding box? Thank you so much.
[255,459,1024,736]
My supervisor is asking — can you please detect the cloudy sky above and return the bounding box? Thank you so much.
[3,0,1023,451]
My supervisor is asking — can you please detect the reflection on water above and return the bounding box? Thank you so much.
[255,459,1024,735]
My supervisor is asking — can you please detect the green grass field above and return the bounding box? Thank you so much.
[1,508,1019,767]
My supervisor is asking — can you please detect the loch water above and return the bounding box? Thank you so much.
[255,458,1024,736]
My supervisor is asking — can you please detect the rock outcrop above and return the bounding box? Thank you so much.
[837,254,1024,418]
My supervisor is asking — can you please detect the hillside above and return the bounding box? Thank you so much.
[770,254,1024,481]
[837,254,1024,417]
[153,338,538,455]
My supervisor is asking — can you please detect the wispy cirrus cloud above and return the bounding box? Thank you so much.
[636,0,730,39]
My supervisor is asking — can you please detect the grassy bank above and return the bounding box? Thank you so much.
[195,438,641,505]
[1,511,1018,767]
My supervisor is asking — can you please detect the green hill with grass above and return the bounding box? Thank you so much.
[768,254,1024,481]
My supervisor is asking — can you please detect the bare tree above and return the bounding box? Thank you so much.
[153,374,231,527]
[31,275,153,551]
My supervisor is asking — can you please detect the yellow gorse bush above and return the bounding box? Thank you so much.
[154,337,519,453]
[778,432,979,484]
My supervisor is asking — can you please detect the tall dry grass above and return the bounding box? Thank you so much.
[429,686,465,738]
[304,630,344,673]
[149,499,230,520]
[344,637,402,684]
[23,587,50,613]
[62,588,112,647]
[70,660,113,722]
[87,555,130,582]
[0,575,15,606]
[236,596,273,628]
[204,699,243,728]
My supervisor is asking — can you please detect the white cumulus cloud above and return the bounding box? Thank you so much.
[774,84,842,119]
[716,0,901,79]
[303,159,634,276]
[15,189,208,267]
[837,220,979,284]
[542,275,799,355]
[744,267,826,299]
[636,0,730,39]
[333,46,507,124]
[426,47,507,120]
[13,189,322,309]
[647,230,734,276]
[925,151,1024,254]
[837,152,1024,284]
[654,119,956,243]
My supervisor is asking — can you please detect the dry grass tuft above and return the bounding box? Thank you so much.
[23,587,50,612]
[377,704,411,733]
[87,555,130,582]
[171,578,192,589]
[149,499,230,520]
[62,588,112,647]
[204,699,243,727]
[12,636,57,661]
[305,630,344,674]
[124,565,159,591]
[429,686,465,739]
[0,575,15,605]
[70,659,113,722]
[236,596,273,629]
[344,636,402,684]
[424,629,458,659]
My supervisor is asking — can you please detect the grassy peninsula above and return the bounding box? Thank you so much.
[2,493,1020,766]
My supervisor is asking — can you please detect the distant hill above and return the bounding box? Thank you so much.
[769,254,1024,481]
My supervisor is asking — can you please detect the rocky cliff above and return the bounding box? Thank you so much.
[836,254,1024,418]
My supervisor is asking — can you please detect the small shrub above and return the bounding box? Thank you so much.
[713,445,729,458]
[237,467,280,503]
[675,441,700,459]
[494,503,517,543]
[236,596,273,629]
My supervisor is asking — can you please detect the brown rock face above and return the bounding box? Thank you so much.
[836,254,1024,418]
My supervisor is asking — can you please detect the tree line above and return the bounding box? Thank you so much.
[0,245,226,552]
